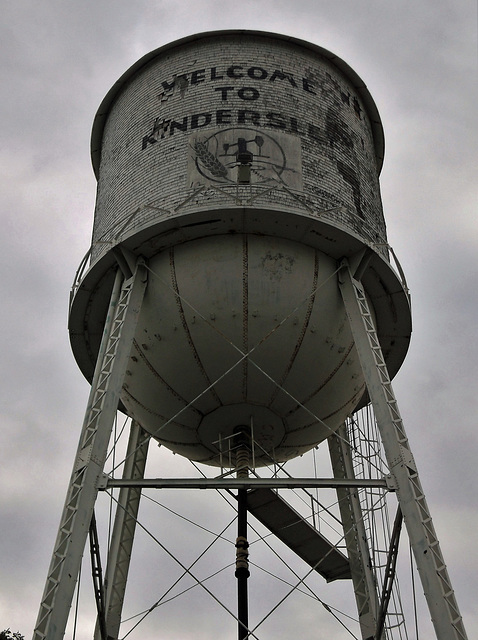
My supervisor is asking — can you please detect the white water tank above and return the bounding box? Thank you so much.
[69,31,411,466]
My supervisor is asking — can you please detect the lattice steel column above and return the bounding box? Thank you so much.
[338,259,467,640]
[95,420,151,640]
[328,424,380,640]
[33,260,147,640]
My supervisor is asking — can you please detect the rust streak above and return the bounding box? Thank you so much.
[132,340,203,417]
[170,246,223,406]
[285,383,366,434]
[121,386,197,431]
[268,249,319,406]
[285,341,355,417]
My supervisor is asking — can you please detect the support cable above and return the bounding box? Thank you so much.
[247,488,390,638]
[105,413,129,465]
[208,437,399,639]
[188,455,386,636]
[200,452,401,638]
[123,480,388,640]
[122,563,235,626]
[245,486,393,639]
[121,483,367,640]
[121,515,236,638]
[105,492,262,640]
[249,564,360,640]
[118,451,384,640]
[143,261,341,364]
[247,558,356,613]
[142,491,235,542]
[100,390,396,640]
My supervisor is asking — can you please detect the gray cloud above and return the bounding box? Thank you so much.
[1,1,476,638]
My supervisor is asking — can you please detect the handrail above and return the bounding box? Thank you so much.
[372,242,410,302]
[69,246,92,310]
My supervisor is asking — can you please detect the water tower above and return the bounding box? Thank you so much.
[34,31,467,640]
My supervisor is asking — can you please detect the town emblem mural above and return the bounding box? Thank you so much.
[188,127,303,190]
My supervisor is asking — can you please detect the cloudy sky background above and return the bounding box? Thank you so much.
[1,1,477,638]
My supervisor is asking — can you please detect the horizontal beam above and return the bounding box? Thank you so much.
[99,477,392,490]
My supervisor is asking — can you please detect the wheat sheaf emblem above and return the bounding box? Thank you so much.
[193,140,228,179]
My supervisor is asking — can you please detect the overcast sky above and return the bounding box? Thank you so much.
[1,1,477,639]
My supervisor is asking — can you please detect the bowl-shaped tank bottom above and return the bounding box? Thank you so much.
[120,234,365,466]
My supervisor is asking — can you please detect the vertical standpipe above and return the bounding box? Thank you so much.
[234,427,251,640]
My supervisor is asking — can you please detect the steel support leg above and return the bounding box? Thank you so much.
[236,488,249,640]
[33,260,147,640]
[338,260,467,640]
[328,424,380,640]
[94,420,151,640]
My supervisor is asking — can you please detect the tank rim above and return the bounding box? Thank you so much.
[90,29,385,178]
